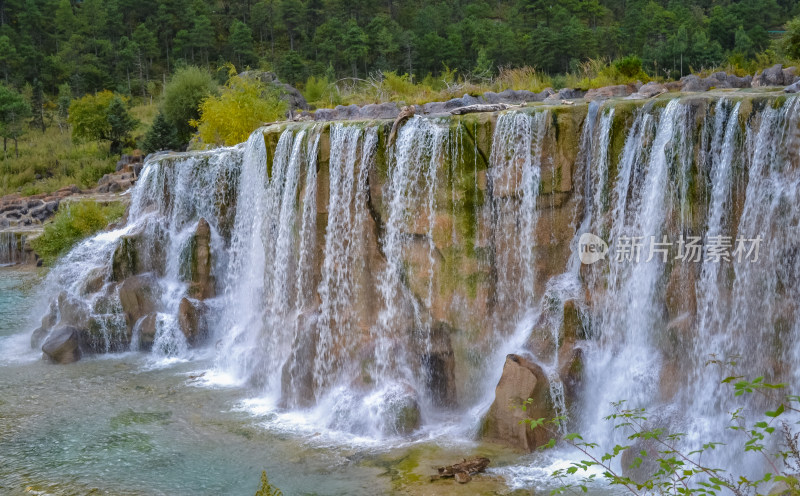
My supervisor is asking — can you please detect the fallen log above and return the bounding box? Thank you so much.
[432,456,490,484]
[450,103,510,115]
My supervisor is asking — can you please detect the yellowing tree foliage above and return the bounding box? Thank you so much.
[193,72,287,147]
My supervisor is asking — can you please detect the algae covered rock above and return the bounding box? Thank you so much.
[111,234,140,281]
[384,387,422,436]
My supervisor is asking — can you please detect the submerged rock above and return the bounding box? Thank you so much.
[42,326,82,364]
[482,354,553,451]
[385,388,422,435]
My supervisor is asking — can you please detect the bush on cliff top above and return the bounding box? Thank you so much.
[31,200,126,265]
[192,68,287,147]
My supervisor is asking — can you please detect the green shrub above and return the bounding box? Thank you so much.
[31,200,126,265]
[193,69,287,147]
[614,56,643,78]
[162,66,218,144]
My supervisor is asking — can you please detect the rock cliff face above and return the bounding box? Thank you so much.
[30,89,800,453]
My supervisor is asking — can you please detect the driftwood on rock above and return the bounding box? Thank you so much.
[388,105,416,146]
[450,103,511,115]
[432,457,490,484]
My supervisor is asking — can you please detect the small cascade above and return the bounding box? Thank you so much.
[374,117,448,389]
[0,231,25,266]
[313,124,378,398]
[216,127,322,391]
[486,110,548,324]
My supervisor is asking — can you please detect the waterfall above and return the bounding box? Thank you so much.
[314,124,377,395]
[0,232,25,266]
[26,93,800,483]
[487,110,548,323]
[215,127,322,391]
[581,99,688,444]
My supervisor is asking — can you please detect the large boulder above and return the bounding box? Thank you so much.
[358,102,400,119]
[42,326,82,364]
[557,88,586,100]
[680,75,713,92]
[118,273,160,331]
[753,64,788,87]
[482,354,553,451]
[584,84,635,100]
[785,80,800,93]
[728,74,753,88]
[57,291,90,329]
[31,301,58,348]
[628,82,667,99]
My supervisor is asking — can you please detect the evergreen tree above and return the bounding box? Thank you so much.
[229,20,257,69]
[141,111,180,153]
[106,95,138,154]
[0,83,32,158]
[29,79,45,133]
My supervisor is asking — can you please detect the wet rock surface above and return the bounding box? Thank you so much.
[41,325,82,364]
[482,354,553,451]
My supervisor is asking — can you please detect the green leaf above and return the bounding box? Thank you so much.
[765,404,785,418]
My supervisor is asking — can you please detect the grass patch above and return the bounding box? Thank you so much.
[31,200,126,265]
[300,60,662,109]
[0,102,156,197]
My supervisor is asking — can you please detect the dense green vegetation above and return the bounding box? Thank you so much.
[0,0,797,93]
[1,0,800,195]
[30,199,126,265]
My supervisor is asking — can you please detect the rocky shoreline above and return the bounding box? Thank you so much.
[0,156,143,265]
